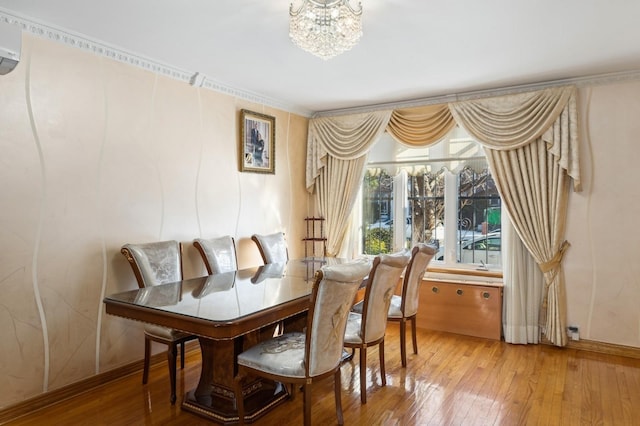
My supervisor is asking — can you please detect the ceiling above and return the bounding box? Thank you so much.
[2,1,640,115]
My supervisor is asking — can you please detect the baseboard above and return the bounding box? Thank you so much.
[564,338,640,360]
[0,341,200,425]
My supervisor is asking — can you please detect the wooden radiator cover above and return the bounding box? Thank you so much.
[416,277,503,340]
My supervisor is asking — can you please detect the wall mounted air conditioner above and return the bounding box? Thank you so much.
[0,20,21,75]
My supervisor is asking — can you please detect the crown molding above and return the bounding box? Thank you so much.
[3,8,639,120]
[0,9,314,117]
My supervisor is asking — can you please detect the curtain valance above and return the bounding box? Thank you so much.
[306,110,392,190]
[449,86,580,189]
[387,104,455,147]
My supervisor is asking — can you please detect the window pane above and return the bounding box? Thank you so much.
[407,168,445,248]
[362,170,393,255]
[457,163,501,265]
[363,128,502,266]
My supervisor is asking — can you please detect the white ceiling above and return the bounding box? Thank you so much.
[2,0,640,115]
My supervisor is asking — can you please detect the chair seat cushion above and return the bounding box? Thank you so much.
[387,294,403,319]
[237,332,306,378]
[144,324,191,342]
[343,312,363,344]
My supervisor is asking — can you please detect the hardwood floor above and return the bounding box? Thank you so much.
[5,327,640,425]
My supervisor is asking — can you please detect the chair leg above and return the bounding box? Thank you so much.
[400,319,407,368]
[180,342,185,369]
[334,370,344,426]
[167,342,178,405]
[303,382,312,426]
[343,347,355,362]
[142,336,151,384]
[379,340,386,387]
[234,371,246,426]
[289,383,296,401]
[359,347,367,404]
[411,316,418,355]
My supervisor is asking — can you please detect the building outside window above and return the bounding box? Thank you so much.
[362,126,502,267]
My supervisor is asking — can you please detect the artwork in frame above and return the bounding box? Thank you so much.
[240,109,275,174]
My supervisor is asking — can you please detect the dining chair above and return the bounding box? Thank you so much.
[251,232,288,264]
[120,240,198,405]
[343,250,411,404]
[387,243,437,367]
[233,259,371,426]
[193,235,238,274]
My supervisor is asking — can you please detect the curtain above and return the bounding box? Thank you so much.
[502,209,545,344]
[306,111,392,255]
[387,104,455,146]
[450,86,579,346]
[305,87,580,346]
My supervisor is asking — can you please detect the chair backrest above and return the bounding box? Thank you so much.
[360,250,411,343]
[121,240,183,288]
[306,259,371,378]
[193,235,238,274]
[251,232,288,264]
[401,243,437,317]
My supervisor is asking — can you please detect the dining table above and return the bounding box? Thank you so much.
[103,257,354,424]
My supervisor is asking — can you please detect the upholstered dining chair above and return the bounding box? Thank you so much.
[234,259,371,426]
[193,235,238,274]
[251,232,288,264]
[344,250,411,404]
[387,243,437,367]
[120,240,198,404]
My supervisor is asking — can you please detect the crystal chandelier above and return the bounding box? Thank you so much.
[289,0,363,60]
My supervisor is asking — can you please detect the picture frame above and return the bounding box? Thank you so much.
[239,109,275,174]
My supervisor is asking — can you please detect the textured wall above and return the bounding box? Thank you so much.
[564,83,640,348]
[0,34,309,408]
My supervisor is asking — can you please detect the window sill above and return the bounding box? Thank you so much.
[425,264,503,287]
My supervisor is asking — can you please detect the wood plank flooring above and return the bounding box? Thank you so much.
[4,327,640,425]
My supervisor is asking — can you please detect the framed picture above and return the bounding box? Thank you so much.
[239,109,275,174]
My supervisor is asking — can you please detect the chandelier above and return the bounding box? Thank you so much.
[289,0,363,60]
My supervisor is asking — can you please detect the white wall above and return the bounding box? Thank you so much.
[564,83,640,347]
[0,34,310,408]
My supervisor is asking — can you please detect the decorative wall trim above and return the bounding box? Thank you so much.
[2,10,640,121]
[0,9,314,117]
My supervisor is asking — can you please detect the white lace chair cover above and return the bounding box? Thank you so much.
[235,259,371,425]
[251,232,288,264]
[388,244,437,319]
[343,250,410,404]
[344,250,411,345]
[121,240,196,404]
[122,240,182,288]
[387,243,437,367]
[194,235,238,274]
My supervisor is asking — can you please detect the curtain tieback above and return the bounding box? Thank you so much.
[539,240,570,273]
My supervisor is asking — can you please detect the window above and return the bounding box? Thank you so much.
[362,126,502,267]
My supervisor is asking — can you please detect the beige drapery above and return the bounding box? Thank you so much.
[450,86,579,346]
[306,111,392,255]
[387,104,456,146]
[305,87,580,346]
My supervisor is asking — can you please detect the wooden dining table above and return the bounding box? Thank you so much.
[103,257,351,424]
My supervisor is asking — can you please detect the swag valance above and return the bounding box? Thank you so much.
[306,86,580,191]
[305,85,580,346]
